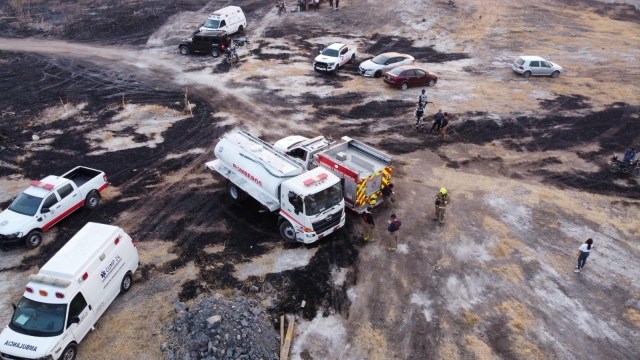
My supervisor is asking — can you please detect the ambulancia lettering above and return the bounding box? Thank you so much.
[4,340,37,352]
[100,253,122,282]
[233,164,263,186]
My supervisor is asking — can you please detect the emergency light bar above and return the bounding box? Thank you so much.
[30,180,55,190]
[28,274,72,288]
[303,173,329,186]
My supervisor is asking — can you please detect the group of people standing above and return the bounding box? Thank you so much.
[361,185,451,252]
[415,89,449,140]
[295,0,339,11]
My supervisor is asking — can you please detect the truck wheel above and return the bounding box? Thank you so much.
[349,54,355,64]
[238,25,244,34]
[227,182,246,201]
[25,230,42,249]
[333,65,339,75]
[85,192,100,209]
[211,48,220,57]
[120,272,133,294]
[179,46,189,55]
[279,221,297,242]
[60,343,77,360]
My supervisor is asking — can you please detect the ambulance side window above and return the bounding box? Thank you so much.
[219,20,226,28]
[42,194,58,210]
[67,293,88,328]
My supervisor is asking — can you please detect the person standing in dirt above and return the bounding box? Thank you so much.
[418,89,428,107]
[439,112,449,141]
[382,183,395,206]
[430,109,444,134]
[315,0,320,11]
[433,188,450,224]
[306,0,310,11]
[414,105,426,132]
[335,0,339,10]
[362,206,375,242]
[387,214,401,252]
[575,238,594,273]
[329,0,333,8]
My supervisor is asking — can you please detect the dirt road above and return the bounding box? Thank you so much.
[0,0,639,359]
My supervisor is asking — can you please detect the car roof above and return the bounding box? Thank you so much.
[519,56,545,61]
[378,52,408,58]
[395,65,424,71]
[327,43,346,50]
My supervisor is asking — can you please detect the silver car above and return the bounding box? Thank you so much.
[359,52,415,78]
[512,56,563,78]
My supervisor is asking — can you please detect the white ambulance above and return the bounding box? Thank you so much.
[199,6,247,34]
[0,223,139,360]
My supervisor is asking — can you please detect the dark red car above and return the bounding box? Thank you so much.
[383,65,438,91]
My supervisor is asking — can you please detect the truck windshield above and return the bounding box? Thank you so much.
[371,54,390,65]
[8,193,43,216]
[204,19,220,28]
[321,49,339,57]
[9,297,66,337]
[304,183,342,216]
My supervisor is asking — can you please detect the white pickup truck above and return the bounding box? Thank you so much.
[0,166,108,250]
[313,43,357,74]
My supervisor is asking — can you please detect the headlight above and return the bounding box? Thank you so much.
[35,355,55,360]
[306,233,315,237]
[328,63,335,66]
[7,232,22,239]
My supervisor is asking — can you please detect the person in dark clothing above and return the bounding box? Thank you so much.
[329,0,333,8]
[382,183,395,206]
[387,214,401,251]
[314,0,319,11]
[362,206,375,242]
[430,109,444,133]
[439,112,449,141]
[335,0,339,9]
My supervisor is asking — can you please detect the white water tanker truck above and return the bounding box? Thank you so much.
[205,131,345,243]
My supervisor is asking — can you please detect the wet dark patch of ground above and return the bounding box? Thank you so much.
[561,0,640,24]
[363,35,469,63]
[540,94,591,111]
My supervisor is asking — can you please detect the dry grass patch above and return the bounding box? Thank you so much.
[464,335,499,360]
[351,322,387,360]
[489,263,523,282]
[495,300,537,333]
[623,308,640,328]
[462,310,481,327]
[439,341,461,360]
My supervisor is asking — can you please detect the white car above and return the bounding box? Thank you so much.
[358,52,415,78]
[512,56,563,78]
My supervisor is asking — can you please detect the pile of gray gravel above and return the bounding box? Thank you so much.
[163,293,280,360]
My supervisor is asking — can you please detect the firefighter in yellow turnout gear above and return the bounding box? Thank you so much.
[433,188,450,224]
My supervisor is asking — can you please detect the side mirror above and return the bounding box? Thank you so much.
[319,50,322,54]
[11,303,16,311]
[41,208,50,214]
[70,316,80,325]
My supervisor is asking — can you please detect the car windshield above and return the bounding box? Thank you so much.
[8,193,43,216]
[9,297,66,337]
[389,67,404,75]
[321,49,339,57]
[515,58,525,65]
[304,183,342,216]
[371,54,390,65]
[204,19,220,28]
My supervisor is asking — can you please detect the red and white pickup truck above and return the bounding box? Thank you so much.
[0,166,108,250]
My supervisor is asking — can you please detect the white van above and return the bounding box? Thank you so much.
[0,223,139,360]
[199,6,247,34]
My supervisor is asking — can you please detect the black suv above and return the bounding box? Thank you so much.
[179,30,230,58]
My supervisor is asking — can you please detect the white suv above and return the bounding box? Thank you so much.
[512,56,563,78]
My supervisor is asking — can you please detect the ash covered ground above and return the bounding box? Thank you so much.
[0,0,640,359]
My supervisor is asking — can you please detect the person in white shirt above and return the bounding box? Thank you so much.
[575,238,594,272]
[417,89,428,107]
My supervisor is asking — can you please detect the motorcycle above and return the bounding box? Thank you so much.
[608,155,640,177]
[276,2,286,15]
[224,47,239,64]
[232,37,253,50]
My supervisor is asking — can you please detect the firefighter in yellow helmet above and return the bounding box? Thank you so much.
[433,188,450,224]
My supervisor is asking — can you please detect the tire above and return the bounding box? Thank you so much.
[279,221,297,242]
[634,167,640,178]
[25,230,42,249]
[227,182,245,201]
[374,70,382,78]
[349,54,355,64]
[551,70,560,78]
[246,42,253,50]
[238,25,244,34]
[179,46,189,55]
[333,65,339,75]
[60,344,77,360]
[85,192,100,209]
[427,79,436,87]
[120,272,133,293]
[609,162,620,173]
[211,48,220,57]
[400,82,409,91]
[522,71,531,78]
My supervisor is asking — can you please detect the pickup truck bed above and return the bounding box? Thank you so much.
[64,167,102,188]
